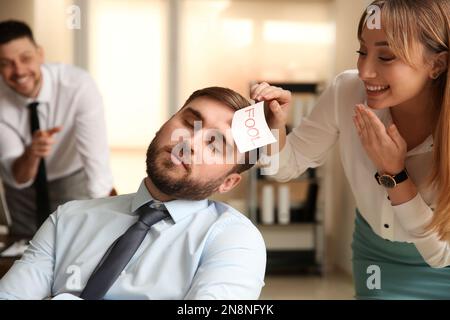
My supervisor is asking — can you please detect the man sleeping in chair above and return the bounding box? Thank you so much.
[0,87,267,300]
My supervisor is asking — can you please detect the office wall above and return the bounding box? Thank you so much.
[0,0,74,65]
[33,0,75,64]
[0,0,35,26]
[179,0,335,104]
[87,0,168,149]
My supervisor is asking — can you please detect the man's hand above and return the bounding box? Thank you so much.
[353,104,407,175]
[29,127,62,158]
[12,126,62,184]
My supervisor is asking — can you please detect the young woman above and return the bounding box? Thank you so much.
[252,0,449,299]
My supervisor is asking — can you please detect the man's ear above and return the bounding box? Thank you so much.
[430,51,448,79]
[217,172,242,194]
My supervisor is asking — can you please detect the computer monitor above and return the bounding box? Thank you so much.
[0,180,11,228]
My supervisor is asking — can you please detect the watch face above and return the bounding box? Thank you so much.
[379,175,396,188]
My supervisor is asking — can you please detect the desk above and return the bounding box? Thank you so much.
[0,234,24,278]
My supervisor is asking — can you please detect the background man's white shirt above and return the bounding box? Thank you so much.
[0,63,113,197]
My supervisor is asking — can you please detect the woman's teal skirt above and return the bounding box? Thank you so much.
[352,209,450,300]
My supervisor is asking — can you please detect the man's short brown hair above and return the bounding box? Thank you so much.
[0,20,36,45]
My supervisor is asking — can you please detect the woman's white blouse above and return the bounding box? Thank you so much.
[262,69,450,268]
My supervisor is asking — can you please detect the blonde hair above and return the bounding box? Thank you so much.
[358,0,450,240]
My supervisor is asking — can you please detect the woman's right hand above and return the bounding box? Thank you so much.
[250,82,291,131]
[250,82,291,154]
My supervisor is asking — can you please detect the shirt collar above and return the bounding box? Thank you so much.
[131,179,209,223]
[33,65,52,104]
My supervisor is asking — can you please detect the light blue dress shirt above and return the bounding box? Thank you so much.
[0,180,266,300]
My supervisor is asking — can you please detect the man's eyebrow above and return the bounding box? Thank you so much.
[185,107,234,151]
[184,107,205,122]
[0,50,34,62]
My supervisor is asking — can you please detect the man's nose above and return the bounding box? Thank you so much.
[191,130,205,154]
[176,136,193,157]
[12,61,27,77]
[180,141,194,157]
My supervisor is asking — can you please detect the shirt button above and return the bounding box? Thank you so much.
[384,224,390,229]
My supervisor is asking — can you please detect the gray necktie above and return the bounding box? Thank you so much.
[80,203,168,300]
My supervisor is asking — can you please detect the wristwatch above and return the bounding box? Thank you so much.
[374,169,409,188]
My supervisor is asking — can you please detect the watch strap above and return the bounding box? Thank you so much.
[375,169,408,185]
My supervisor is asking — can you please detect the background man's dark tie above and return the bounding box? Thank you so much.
[28,102,51,228]
[80,203,169,300]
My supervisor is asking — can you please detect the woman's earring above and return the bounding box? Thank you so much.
[431,72,441,79]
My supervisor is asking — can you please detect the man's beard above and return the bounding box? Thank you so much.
[146,133,226,200]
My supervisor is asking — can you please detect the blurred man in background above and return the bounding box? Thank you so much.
[0,20,115,237]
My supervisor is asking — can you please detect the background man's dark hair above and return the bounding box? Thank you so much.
[0,20,36,45]
[181,86,261,174]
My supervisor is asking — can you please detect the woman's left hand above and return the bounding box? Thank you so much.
[353,104,407,175]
